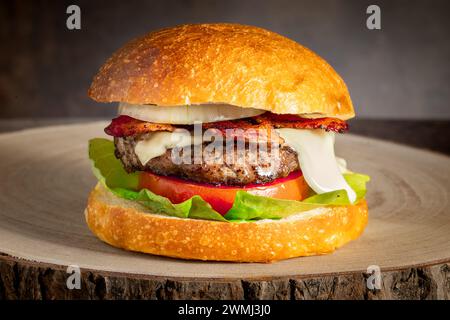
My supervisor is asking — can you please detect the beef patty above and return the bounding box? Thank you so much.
[115,135,300,186]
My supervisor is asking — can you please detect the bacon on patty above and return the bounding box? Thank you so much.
[104,115,176,137]
[106,113,347,185]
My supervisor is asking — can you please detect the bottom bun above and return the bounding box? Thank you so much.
[85,183,368,262]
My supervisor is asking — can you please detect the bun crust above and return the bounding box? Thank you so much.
[85,183,368,262]
[88,23,355,120]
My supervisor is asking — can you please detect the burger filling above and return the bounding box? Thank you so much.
[88,106,369,222]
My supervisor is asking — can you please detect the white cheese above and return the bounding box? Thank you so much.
[134,129,193,165]
[276,128,356,203]
[119,103,265,124]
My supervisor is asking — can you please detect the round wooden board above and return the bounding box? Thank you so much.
[0,122,449,300]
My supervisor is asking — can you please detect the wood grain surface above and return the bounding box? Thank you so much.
[0,122,449,299]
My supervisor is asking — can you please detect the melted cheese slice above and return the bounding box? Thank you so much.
[135,129,192,165]
[276,128,356,203]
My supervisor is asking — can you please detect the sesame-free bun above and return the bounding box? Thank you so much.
[88,23,355,120]
[85,183,368,262]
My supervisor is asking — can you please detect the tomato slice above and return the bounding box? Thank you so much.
[139,171,310,215]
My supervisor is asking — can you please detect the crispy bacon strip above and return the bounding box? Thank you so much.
[104,115,175,137]
[105,113,348,138]
[202,119,278,142]
[254,113,349,133]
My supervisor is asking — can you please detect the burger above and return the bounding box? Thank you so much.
[85,23,369,262]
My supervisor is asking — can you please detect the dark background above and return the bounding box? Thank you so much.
[0,0,449,119]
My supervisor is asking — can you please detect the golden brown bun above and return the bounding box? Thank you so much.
[85,183,368,262]
[89,23,355,120]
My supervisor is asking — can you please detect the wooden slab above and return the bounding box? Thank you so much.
[0,122,449,299]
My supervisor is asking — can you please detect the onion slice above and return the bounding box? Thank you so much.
[118,103,265,124]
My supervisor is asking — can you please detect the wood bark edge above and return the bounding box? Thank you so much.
[0,254,448,300]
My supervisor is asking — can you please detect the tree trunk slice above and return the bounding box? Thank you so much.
[0,122,449,300]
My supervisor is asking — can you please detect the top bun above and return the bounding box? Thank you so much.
[89,23,355,119]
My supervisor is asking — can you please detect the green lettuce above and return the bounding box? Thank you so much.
[224,173,370,221]
[224,192,323,221]
[88,138,369,222]
[88,138,139,190]
[113,187,226,221]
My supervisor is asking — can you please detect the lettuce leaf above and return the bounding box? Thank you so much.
[113,187,227,222]
[88,138,369,223]
[224,173,370,221]
[302,173,370,205]
[343,173,370,201]
[88,138,139,190]
[224,191,323,221]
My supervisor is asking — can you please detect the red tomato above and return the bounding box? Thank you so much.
[139,171,309,215]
